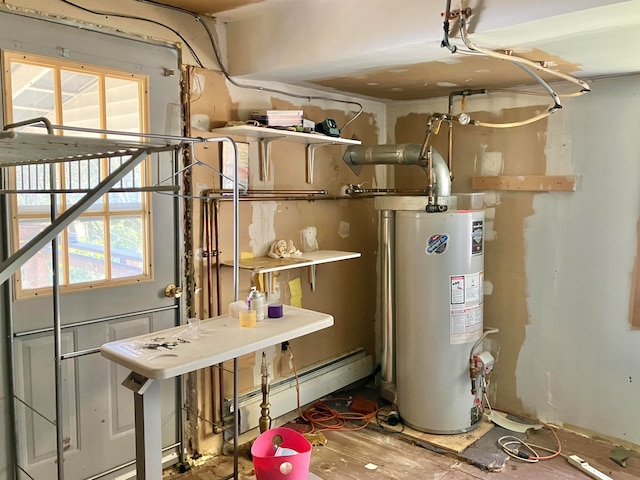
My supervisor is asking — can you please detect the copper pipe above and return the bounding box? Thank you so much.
[211,195,364,202]
[203,199,219,432]
[213,199,226,430]
[204,200,213,316]
[213,200,222,315]
[204,189,327,195]
[346,188,427,195]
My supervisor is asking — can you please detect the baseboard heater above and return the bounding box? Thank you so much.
[227,348,373,434]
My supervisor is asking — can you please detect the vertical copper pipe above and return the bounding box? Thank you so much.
[213,200,222,314]
[213,199,226,429]
[204,199,213,316]
[203,199,219,432]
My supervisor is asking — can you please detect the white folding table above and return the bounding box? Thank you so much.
[101,305,334,479]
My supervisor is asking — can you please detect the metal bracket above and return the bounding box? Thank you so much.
[305,143,331,184]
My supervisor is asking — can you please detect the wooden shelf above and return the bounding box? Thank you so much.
[212,125,361,145]
[224,249,361,273]
[223,250,361,293]
[211,125,361,183]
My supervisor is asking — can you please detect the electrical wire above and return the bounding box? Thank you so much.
[58,0,362,129]
[58,0,205,67]
[498,434,565,462]
[133,0,364,131]
[488,406,563,462]
[479,372,562,462]
[481,381,563,463]
[287,343,377,433]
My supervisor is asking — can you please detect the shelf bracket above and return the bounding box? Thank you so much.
[265,271,274,302]
[308,265,317,292]
[258,137,281,182]
[305,143,330,184]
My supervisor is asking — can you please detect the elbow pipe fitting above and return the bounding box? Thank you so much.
[448,89,487,109]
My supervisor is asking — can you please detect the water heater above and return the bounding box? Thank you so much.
[343,141,488,434]
[391,203,484,433]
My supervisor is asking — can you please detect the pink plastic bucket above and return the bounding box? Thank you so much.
[251,427,312,480]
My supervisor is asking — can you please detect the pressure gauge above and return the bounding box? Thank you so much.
[458,113,471,125]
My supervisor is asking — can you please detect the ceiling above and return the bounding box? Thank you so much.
[151,0,640,101]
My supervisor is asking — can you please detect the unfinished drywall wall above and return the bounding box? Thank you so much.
[388,75,640,447]
[187,66,385,452]
[518,75,640,445]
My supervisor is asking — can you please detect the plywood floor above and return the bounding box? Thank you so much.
[166,422,640,480]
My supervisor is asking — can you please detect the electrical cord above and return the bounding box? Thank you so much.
[497,434,565,463]
[480,375,562,463]
[287,343,377,433]
[485,399,563,462]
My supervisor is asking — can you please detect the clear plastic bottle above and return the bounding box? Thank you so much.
[247,286,265,322]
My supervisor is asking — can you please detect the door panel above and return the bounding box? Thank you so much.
[0,13,183,480]
[14,333,77,465]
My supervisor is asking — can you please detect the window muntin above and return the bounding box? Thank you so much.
[4,52,151,297]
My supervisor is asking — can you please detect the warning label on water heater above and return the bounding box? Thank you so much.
[449,271,483,344]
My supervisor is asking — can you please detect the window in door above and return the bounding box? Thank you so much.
[3,52,152,297]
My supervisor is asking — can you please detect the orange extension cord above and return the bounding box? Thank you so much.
[287,343,377,433]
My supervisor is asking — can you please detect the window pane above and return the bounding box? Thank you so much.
[10,63,56,124]
[18,219,63,290]
[6,54,151,295]
[110,216,144,279]
[105,77,141,132]
[61,70,100,132]
[15,164,53,215]
[108,157,143,210]
[64,158,103,211]
[68,218,106,284]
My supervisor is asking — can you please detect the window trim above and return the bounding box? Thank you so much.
[3,51,154,298]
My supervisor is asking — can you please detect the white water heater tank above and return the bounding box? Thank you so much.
[395,209,484,433]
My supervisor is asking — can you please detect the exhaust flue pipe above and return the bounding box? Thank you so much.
[343,144,451,197]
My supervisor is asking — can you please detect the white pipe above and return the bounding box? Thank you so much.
[458,12,590,93]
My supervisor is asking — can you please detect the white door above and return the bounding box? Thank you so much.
[0,14,183,480]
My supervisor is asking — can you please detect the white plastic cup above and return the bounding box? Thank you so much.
[229,300,248,318]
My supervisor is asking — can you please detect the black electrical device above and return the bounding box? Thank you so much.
[387,410,400,426]
[315,118,340,137]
